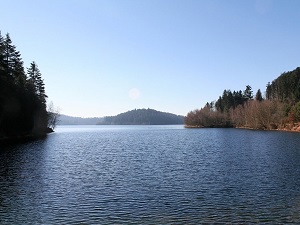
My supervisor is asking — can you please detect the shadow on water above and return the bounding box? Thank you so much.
[0,134,49,150]
[0,135,52,223]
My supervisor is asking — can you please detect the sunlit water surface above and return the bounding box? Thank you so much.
[1,125,300,224]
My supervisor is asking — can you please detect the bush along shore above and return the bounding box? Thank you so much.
[185,67,300,132]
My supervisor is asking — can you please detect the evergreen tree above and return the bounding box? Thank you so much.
[215,96,224,112]
[0,31,4,73]
[255,89,263,102]
[266,82,271,100]
[27,61,47,106]
[12,50,26,88]
[3,33,17,78]
[244,85,253,100]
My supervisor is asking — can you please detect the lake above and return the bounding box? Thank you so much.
[1,125,300,224]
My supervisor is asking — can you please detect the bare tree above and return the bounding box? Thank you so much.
[47,101,60,130]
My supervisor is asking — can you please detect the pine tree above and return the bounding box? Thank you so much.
[0,31,4,73]
[12,50,26,88]
[3,33,17,78]
[1,33,27,90]
[266,82,271,100]
[255,89,263,102]
[0,32,6,86]
[26,62,48,135]
[244,85,253,100]
[27,61,47,106]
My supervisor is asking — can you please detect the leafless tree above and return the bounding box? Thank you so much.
[47,101,60,130]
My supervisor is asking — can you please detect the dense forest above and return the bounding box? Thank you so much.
[185,67,300,131]
[98,108,184,125]
[0,32,55,140]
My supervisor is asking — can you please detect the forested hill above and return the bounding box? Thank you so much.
[98,109,184,125]
[266,67,300,103]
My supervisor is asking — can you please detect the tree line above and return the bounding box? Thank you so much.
[0,32,57,139]
[185,67,300,130]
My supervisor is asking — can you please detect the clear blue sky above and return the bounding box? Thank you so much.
[1,0,300,117]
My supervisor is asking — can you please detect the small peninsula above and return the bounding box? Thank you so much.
[185,67,300,132]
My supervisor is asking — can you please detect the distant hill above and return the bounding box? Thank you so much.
[98,108,184,125]
[57,115,104,125]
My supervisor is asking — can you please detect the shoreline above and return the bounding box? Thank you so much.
[184,125,233,129]
[185,123,300,133]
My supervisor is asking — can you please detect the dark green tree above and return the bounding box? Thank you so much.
[2,33,18,78]
[0,31,4,72]
[266,82,271,100]
[244,85,253,100]
[255,89,263,102]
[215,96,224,112]
[27,61,47,106]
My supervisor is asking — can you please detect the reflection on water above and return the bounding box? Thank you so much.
[1,125,300,223]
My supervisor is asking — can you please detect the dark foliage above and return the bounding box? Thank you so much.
[0,32,48,139]
[99,108,184,125]
[255,89,263,102]
[266,67,300,103]
[214,86,252,113]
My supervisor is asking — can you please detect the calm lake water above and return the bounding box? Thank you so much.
[1,125,300,224]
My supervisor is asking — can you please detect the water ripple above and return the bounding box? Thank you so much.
[1,126,300,223]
